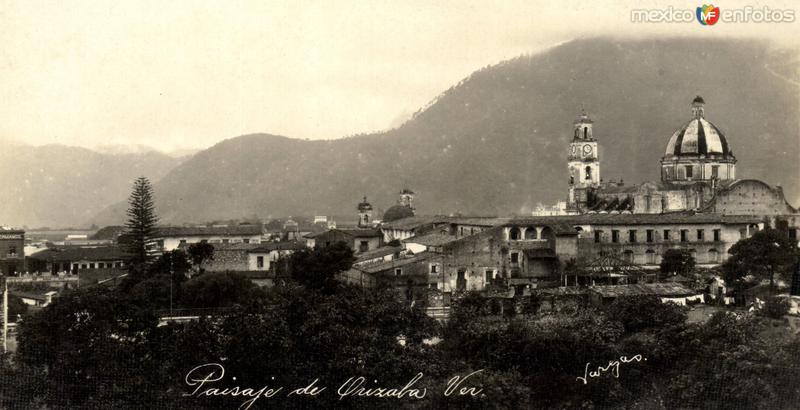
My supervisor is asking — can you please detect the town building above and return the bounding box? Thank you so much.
[0,228,24,276]
[151,224,263,251]
[203,241,305,274]
[27,245,131,275]
[309,228,383,253]
[359,97,798,312]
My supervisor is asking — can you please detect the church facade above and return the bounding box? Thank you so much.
[567,96,797,219]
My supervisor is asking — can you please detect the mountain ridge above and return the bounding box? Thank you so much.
[47,37,800,226]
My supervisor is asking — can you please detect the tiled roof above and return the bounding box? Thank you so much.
[404,233,461,247]
[153,225,263,237]
[9,290,55,301]
[380,216,437,230]
[332,228,382,238]
[29,245,131,262]
[589,283,698,298]
[207,243,264,251]
[250,241,307,252]
[355,246,401,261]
[435,216,510,227]
[354,253,431,274]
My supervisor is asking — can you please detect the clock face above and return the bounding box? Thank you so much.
[582,144,593,156]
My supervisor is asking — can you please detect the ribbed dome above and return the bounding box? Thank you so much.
[383,205,414,222]
[664,117,732,157]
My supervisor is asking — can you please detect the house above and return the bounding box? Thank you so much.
[152,224,263,251]
[10,290,58,307]
[27,245,131,276]
[0,228,25,276]
[352,246,404,268]
[310,228,383,253]
[203,241,306,274]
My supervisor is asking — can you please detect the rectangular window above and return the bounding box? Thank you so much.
[594,230,602,243]
[243,238,250,244]
[646,229,654,243]
[711,165,719,178]
[680,230,688,242]
[222,239,230,244]
[89,263,95,269]
[257,256,264,268]
[789,229,797,241]
[510,252,519,264]
[395,268,402,276]
[697,229,704,241]
[611,230,620,243]
[628,230,637,243]
[430,264,439,274]
[713,229,721,241]
[686,165,694,179]
[359,241,369,252]
[663,229,671,241]
[430,283,438,289]
[8,246,16,257]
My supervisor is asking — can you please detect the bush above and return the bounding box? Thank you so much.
[761,296,790,319]
[604,295,688,333]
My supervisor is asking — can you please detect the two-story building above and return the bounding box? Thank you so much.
[152,225,263,251]
[0,228,25,276]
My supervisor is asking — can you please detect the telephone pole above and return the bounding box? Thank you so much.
[2,275,7,353]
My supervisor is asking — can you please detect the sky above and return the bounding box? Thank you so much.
[1,0,798,152]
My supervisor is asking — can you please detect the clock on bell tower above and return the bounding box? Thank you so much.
[567,110,600,213]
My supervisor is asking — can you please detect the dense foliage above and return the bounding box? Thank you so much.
[3,245,799,408]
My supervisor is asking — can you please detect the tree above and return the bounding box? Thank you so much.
[659,248,695,278]
[604,295,687,333]
[723,228,799,292]
[289,242,355,290]
[181,271,266,308]
[187,242,215,274]
[123,177,158,274]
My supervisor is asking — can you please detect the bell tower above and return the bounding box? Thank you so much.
[357,196,373,228]
[566,111,600,213]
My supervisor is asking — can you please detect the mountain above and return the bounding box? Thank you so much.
[83,36,797,225]
[0,144,184,228]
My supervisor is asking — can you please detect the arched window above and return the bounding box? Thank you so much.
[524,227,538,240]
[645,249,656,264]
[623,250,634,263]
[509,227,521,241]
[583,127,588,139]
[585,166,592,180]
[708,249,719,263]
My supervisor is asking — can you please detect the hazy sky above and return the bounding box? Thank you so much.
[1,0,798,152]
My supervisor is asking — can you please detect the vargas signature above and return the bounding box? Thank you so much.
[576,354,646,385]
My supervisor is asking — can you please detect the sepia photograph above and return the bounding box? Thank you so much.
[1,1,799,408]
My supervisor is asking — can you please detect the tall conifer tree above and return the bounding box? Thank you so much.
[124,177,158,272]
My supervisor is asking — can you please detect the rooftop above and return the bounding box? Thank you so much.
[510,212,760,226]
[153,225,263,237]
[589,283,698,298]
[28,245,131,262]
[353,252,431,274]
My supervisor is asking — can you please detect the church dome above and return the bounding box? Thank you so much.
[383,205,415,222]
[663,96,733,159]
